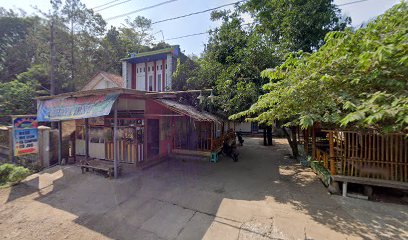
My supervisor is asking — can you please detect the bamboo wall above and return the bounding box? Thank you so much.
[105,141,137,164]
[313,130,408,183]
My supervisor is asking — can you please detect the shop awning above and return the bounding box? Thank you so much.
[37,93,119,122]
[155,99,223,124]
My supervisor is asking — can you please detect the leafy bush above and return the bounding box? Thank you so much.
[7,166,30,183]
[0,164,15,183]
[0,163,31,185]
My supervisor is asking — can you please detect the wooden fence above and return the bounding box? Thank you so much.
[314,131,408,183]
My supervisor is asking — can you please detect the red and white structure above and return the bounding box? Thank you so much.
[121,46,180,92]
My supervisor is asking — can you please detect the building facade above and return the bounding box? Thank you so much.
[121,46,180,92]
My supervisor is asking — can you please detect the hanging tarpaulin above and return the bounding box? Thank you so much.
[37,93,119,122]
[12,115,38,156]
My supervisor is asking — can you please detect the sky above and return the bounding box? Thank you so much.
[1,0,400,55]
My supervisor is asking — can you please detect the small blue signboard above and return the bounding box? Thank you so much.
[12,116,38,156]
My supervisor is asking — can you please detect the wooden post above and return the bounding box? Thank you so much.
[312,125,316,159]
[304,128,309,156]
[85,118,89,159]
[329,131,336,175]
[58,121,62,165]
[113,101,118,178]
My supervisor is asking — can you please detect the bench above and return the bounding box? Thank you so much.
[79,159,121,179]
[331,175,408,197]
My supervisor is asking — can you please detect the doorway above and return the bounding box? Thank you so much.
[147,119,159,158]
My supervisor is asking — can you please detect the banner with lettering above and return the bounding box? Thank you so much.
[37,93,119,122]
[13,116,38,156]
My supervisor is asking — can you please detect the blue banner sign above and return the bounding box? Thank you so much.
[37,94,119,122]
[12,115,38,156]
[14,129,38,156]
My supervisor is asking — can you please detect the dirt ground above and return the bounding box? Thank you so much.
[0,137,407,240]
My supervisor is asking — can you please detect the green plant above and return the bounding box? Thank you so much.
[0,163,31,186]
[231,2,408,134]
[0,163,15,183]
[7,166,30,183]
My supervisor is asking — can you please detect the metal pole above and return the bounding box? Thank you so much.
[58,121,62,165]
[113,101,118,178]
[85,118,89,159]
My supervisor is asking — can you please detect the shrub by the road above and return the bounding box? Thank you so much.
[0,163,31,186]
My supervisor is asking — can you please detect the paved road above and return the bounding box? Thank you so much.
[0,137,407,239]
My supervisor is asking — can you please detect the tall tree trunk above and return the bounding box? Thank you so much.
[267,126,273,145]
[50,20,56,95]
[282,127,299,158]
[263,128,267,146]
[70,19,75,90]
[50,19,57,129]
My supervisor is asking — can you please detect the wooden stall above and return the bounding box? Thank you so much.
[304,126,408,195]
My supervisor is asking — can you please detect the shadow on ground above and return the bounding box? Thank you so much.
[1,137,407,239]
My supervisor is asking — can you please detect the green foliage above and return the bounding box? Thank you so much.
[231,2,408,132]
[0,163,31,185]
[0,164,15,183]
[183,0,349,116]
[173,57,200,91]
[0,80,38,116]
[7,166,31,183]
[193,10,277,115]
[242,0,351,52]
[0,15,40,82]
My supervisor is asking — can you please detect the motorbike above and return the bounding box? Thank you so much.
[222,139,239,162]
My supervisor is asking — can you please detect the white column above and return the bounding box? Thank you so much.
[166,54,173,90]
[122,61,127,88]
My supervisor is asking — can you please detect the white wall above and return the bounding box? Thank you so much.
[91,79,115,90]
[166,54,173,91]
[235,122,252,133]
[122,62,128,88]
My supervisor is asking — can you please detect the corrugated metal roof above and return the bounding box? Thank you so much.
[155,99,223,124]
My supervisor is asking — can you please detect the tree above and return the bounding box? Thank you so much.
[242,0,350,52]
[186,0,349,119]
[98,16,156,75]
[0,14,42,82]
[120,16,154,54]
[230,2,408,156]
[0,80,38,124]
[60,0,106,90]
[195,10,273,116]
